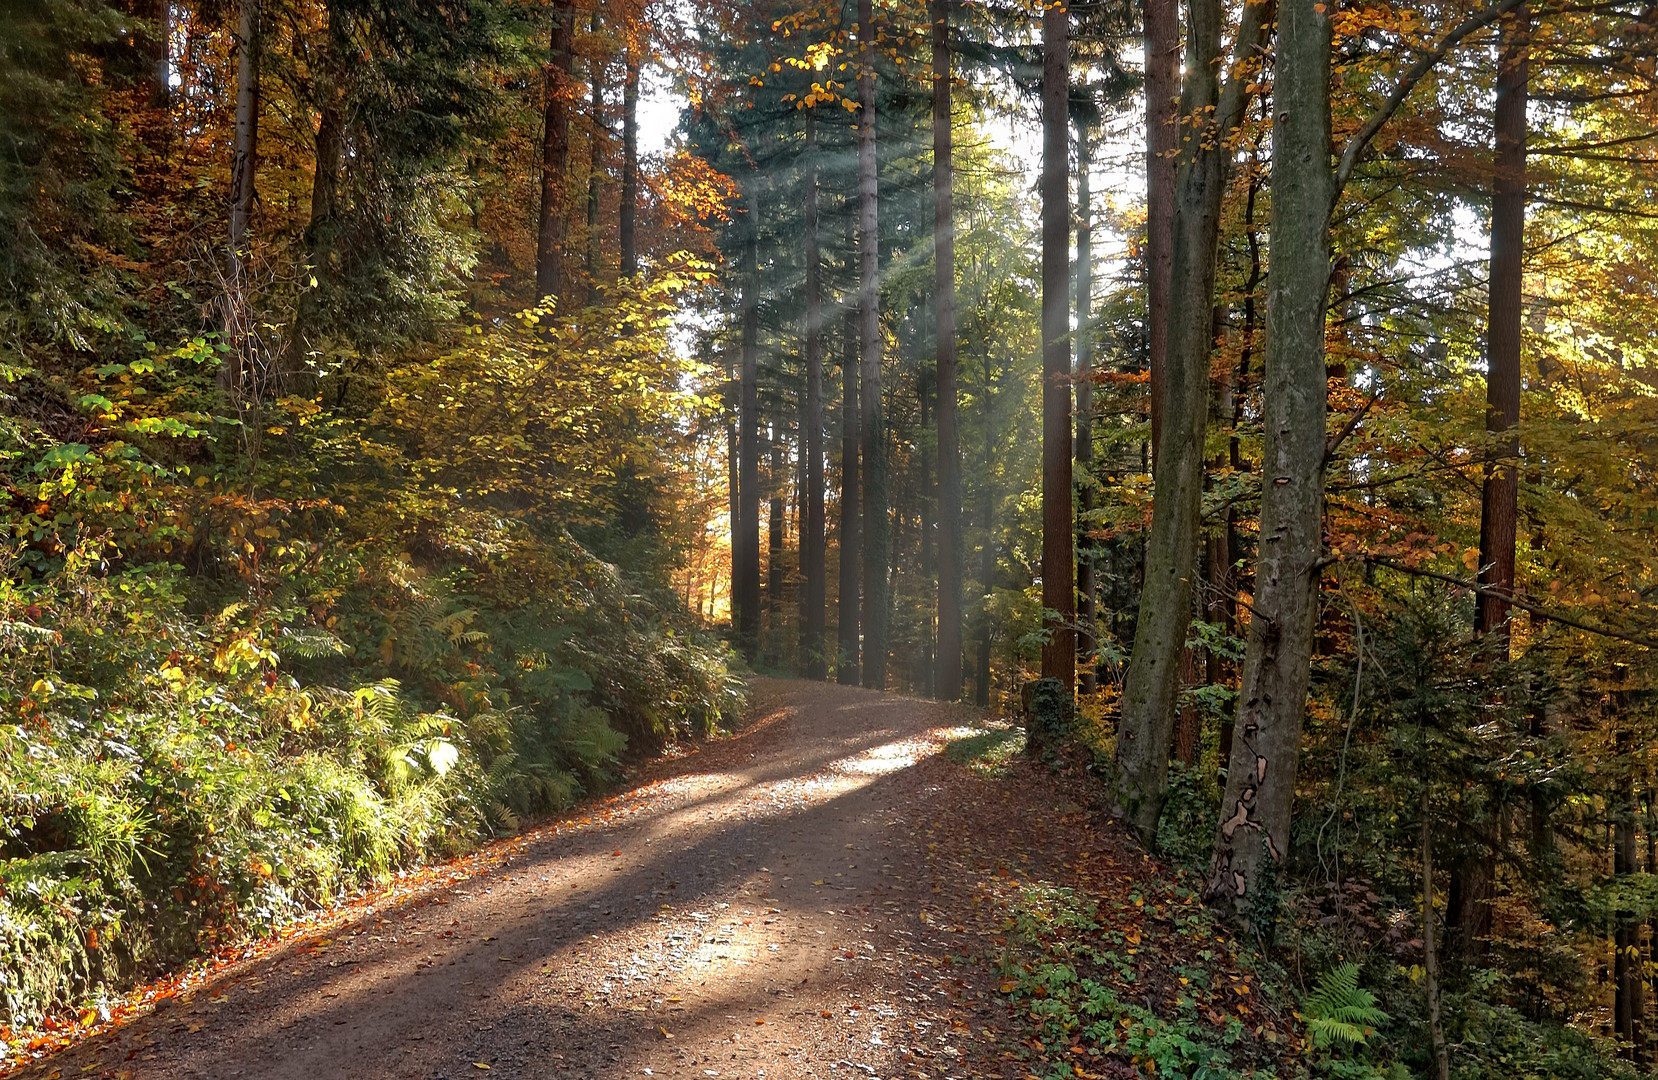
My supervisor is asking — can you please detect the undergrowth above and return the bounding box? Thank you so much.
[1,293,746,1042]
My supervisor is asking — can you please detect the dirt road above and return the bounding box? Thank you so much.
[21,680,1026,1080]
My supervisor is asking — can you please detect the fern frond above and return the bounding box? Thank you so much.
[279,627,353,660]
[1303,963,1388,1049]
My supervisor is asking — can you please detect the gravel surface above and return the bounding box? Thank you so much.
[19,679,1023,1080]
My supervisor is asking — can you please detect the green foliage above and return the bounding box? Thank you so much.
[995,883,1270,1080]
[0,284,744,1034]
[943,725,1025,777]
[1302,964,1388,1050]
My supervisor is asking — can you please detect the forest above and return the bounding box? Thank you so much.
[4,0,1658,1075]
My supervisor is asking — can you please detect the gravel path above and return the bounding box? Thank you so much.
[20,679,1017,1080]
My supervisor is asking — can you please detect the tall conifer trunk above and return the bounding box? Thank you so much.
[1036,0,1073,706]
[736,202,762,661]
[933,0,962,701]
[801,115,827,679]
[769,430,786,653]
[620,48,639,278]
[838,291,862,685]
[1477,5,1526,647]
[585,7,606,301]
[1076,121,1096,694]
[1457,7,1527,953]
[975,350,997,706]
[1208,0,1332,908]
[1143,0,1177,456]
[151,0,171,107]
[857,0,889,690]
[536,0,576,300]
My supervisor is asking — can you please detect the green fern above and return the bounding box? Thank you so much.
[1303,963,1389,1049]
[279,626,352,660]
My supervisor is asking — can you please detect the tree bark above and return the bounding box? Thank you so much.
[585,7,606,301]
[1476,5,1527,650]
[222,0,261,395]
[536,0,577,300]
[975,350,997,707]
[769,429,786,650]
[801,115,827,679]
[1423,788,1450,1080]
[736,199,762,661]
[857,0,889,691]
[1112,0,1269,839]
[150,0,171,107]
[933,0,962,702]
[1615,719,1645,1064]
[620,48,639,278]
[1207,0,1332,908]
[1036,0,1073,705]
[291,2,346,371]
[1076,120,1096,694]
[1143,0,1177,459]
[838,291,862,685]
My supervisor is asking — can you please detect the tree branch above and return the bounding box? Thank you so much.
[1331,0,1526,203]
[1348,554,1658,649]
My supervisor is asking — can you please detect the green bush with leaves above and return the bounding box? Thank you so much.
[1,286,745,1033]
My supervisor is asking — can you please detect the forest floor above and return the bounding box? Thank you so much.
[12,679,1286,1080]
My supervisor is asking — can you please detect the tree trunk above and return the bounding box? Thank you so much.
[222,0,261,395]
[1217,162,1262,779]
[292,2,346,371]
[150,0,171,107]
[1207,0,1332,908]
[1112,0,1268,840]
[736,201,762,662]
[1457,13,1527,954]
[1036,0,1073,707]
[1423,788,1451,1080]
[975,352,997,707]
[535,0,576,300]
[1476,4,1527,649]
[769,429,786,651]
[1143,0,1177,459]
[857,0,889,690]
[1615,721,1645,1064]
[932,0,963,702]
[585,7,605,301]
[1076,120,1096,695]
[801,115,827,679]
[838,293,862,686]
[620,48,639,278]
